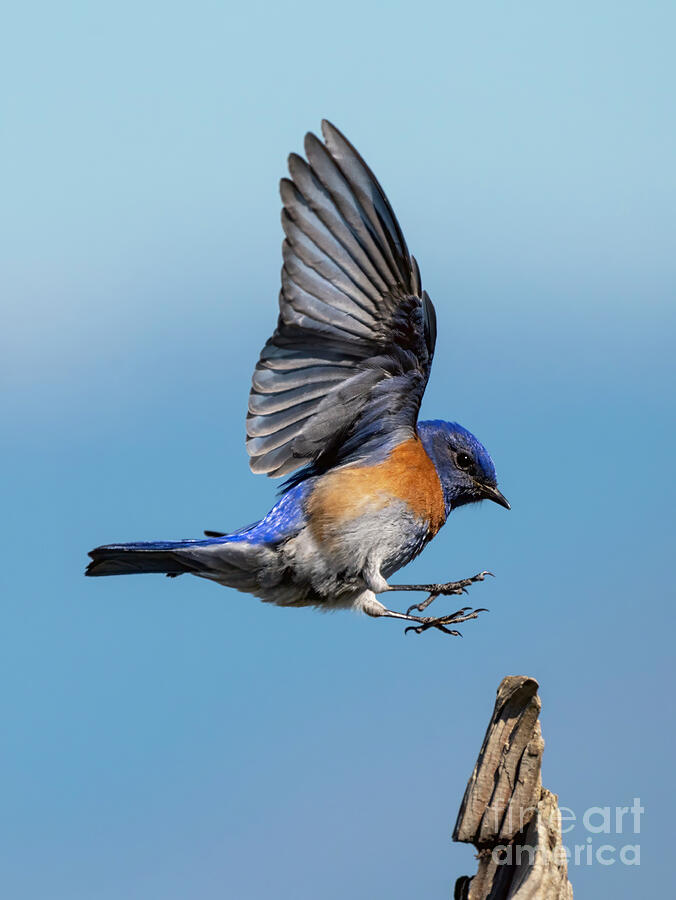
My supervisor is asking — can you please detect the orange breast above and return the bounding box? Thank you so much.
[307,438,446,545]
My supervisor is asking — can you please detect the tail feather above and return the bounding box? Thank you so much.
[86,540,212,577]
[85,537,281,598]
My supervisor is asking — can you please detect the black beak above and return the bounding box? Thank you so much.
[481,484,511,510]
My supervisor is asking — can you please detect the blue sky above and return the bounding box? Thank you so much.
[3,1,675,897]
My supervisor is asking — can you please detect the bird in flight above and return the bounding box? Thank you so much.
[86,121,509,635]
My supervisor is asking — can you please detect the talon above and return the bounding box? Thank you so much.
[406,600,430,615]
[435,624,455,635]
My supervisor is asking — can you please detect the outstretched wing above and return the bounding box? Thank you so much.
[246,120,437,479]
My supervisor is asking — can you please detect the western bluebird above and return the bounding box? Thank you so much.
[86,121,509,635]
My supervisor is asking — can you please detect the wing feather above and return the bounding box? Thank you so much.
[252,364,345,393]
[281,179,383,312]
[246,121,437,481]
[286,155,391,300]
[248,379,349,416]
[303,134,401,292]
[322,121,412,289]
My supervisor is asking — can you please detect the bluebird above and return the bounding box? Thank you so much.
[86,121,509,635]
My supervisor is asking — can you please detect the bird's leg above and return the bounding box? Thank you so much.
[362,565,491,634]
[373,605,488,637]
[385,571,493,615]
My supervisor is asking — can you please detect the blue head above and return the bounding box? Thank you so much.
[418,420,510,516]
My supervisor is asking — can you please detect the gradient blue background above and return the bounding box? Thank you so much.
[3,1,675,897]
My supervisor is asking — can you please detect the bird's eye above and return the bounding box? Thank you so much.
[456,452,473,470]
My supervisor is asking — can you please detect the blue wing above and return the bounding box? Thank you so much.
[246,120,437,482]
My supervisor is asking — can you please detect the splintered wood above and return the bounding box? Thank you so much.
[453,676,573,900]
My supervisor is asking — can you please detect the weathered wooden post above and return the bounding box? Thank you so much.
[452,676,573,899]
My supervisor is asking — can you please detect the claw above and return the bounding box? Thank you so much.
[406,598,436,616]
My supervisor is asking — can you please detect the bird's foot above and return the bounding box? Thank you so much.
[405,571,493,615]
[404,606,488,636]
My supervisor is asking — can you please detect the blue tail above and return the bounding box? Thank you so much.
[86,484,311,583]
[85,538,224,577]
